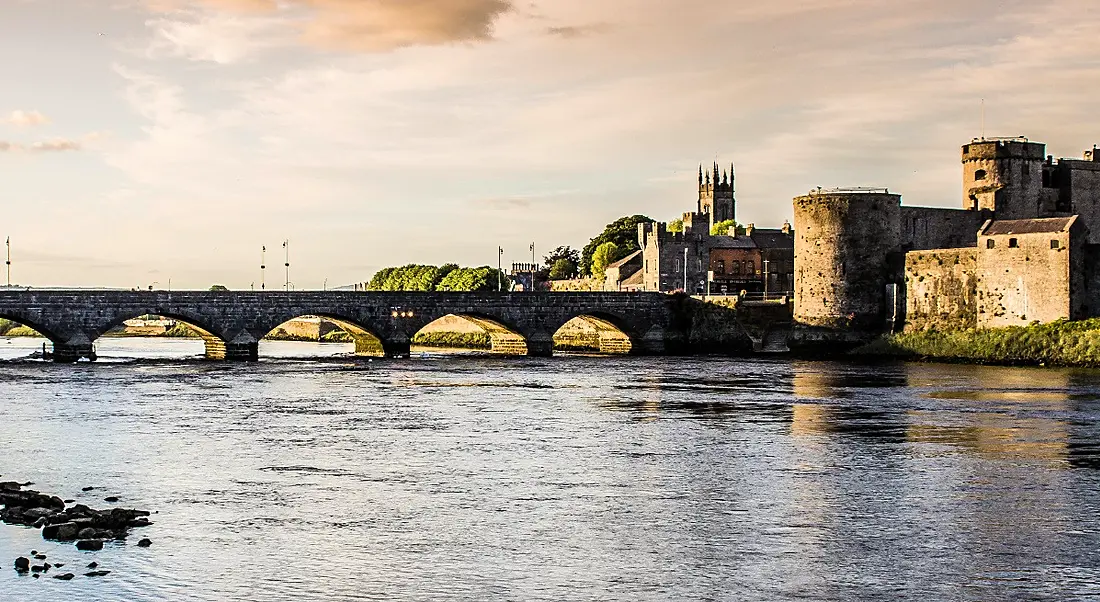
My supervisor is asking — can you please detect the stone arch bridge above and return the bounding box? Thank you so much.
[0,290,694,362]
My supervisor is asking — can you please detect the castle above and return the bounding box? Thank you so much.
[623,163,794,294]
[793,137,1100,335]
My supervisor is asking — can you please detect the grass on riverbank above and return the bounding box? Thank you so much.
[854,318,1100,367]
[411,331,491,350]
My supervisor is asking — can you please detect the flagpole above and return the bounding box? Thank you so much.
[5,237,10,287]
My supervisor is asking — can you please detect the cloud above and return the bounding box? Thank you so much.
[5,110,50,126]
[30,138,82,152]
[144,0,514,57]
[545,23,611,39]
[0,137,86,153]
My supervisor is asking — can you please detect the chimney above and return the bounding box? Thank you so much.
[781,221,792,234]
[746,223,755,236]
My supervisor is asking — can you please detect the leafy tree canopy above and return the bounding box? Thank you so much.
[667,219,684,233]
[543,246,580,270]
[591,242,622,278]
[711,219,744,236]
[209,284,229,291]
[581,214,653,276]
[436,267,511,292]
[548,258,578,281]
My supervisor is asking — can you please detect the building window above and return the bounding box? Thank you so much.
[747,261,755,276]
[732,262,741,275]
[974,169,988,180]
[986,239,995,249]
[716,260,725,274]
[1051,240,1061,249]
[1009,238,1018,248]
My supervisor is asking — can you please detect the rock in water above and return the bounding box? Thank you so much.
[137,538,152,547]
[81,487,94,492]
[53,573,75,580]
[75,540,104,551]
[103,496,119,503]
[84,570,111,577]
[14,557,30,571]
[33,554,46,560]
[86,561,98,569]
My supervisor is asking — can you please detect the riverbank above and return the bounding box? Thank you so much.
[853,319,1100,367]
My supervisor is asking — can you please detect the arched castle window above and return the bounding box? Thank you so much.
[974,169,988,180]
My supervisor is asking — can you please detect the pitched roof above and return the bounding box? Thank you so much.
[606,250,642,269]
[749,229,795,249]
[620,267,644,287]
[981,216,1077,235]
[710,235,757,249]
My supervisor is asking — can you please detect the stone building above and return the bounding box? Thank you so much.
[632,163,794,294]
[793,136,1100,335]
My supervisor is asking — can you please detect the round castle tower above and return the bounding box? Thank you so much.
[793,190,902,329]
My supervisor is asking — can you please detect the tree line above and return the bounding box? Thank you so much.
[366,264,511,292]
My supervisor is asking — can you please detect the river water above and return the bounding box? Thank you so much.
[1,337,1099,601]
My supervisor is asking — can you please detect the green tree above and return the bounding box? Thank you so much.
[711,219,743,236]
[548,258,578,280]
[591,241,622,278]
[667,219,684,233]
[436,267,511,292]
[209,284,229,291]
[581,214,653,276]
[543,246,580,270]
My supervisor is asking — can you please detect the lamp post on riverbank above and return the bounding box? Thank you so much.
[5,237,10,287]
[261,245,266,291]
[498,246,504,292]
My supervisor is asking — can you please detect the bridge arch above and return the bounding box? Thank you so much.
[258,313,392,359]
[94,311,228,360]
[550,311,639,355]
[412,313,529,355]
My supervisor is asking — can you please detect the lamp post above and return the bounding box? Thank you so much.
[5,236,10,287]
[283,240,290,292]
[261,245,266,291]
[763,258,770,300]
[498,246,504,292]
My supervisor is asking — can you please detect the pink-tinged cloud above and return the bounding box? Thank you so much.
[148,0,513,52]
[5,110,50,126]
[30,138,82,152]
[0,141,22,152]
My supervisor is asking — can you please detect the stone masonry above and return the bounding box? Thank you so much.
[0,290,689,362]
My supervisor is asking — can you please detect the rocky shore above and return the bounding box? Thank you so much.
[1,480,152,580]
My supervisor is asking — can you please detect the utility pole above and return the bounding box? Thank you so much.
[5,237,10,287]
[763,258,770,300]
[261,245,266,290]
[498,246,504,292]
[283,240,290,292]
[683,247,688,292]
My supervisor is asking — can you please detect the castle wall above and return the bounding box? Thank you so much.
[903,248,978,331]
[1060,159,1100,243]
[900,206,982,250]
[976,219,1085,327]
[793,192,902,330]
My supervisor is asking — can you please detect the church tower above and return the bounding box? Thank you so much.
[698,162,736,230]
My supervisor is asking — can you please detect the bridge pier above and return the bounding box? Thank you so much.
[525,332,554,358]
[224,342,259,362]
[382,339,411,358]
[52,343,95,363]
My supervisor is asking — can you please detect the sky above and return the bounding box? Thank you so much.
[1,0,1099,289]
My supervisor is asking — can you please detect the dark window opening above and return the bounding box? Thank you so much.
[1009,238,1018,248]
[974,169,988,181]
[716,260,725,274]
[986,239,996,249]
[1051,240,1061,249]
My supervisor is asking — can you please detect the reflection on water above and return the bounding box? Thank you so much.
[1,340,1100,600]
